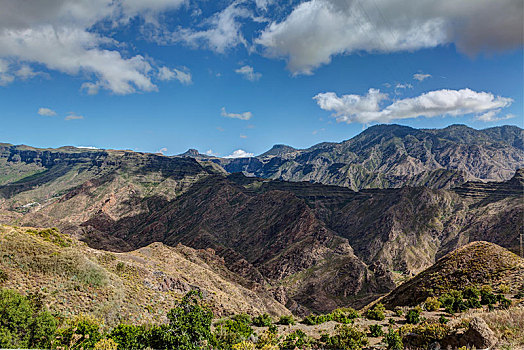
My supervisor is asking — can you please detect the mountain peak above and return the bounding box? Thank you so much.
[179,148,201,157]
[260,144,297,157]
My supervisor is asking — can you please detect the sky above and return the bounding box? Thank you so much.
[0,0,522,158]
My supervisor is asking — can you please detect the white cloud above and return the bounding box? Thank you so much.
[38,107,57,117]
[205,149,218,156]
[256,0,523,74]
[224,149,254,158]
[235,65,261,81]
[157,147,168,154]
[167,1,251,53]
[65,113,84,120]
[77,146,100,149]
[0,0,189,94]
[157,66,192,84]
[240,134,247,139]
[413,73,432,81]
[475,110,515,122]
[314,88,513,124]
[221,107,252,120]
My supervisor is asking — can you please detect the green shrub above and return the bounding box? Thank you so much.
[439,290,467,314]
[54,314,103,350]
[280,330,312,350]
[213,316,254,349]
[252,313,272,327]
[148,290,213,350]
[0,288,58,349]
[498,295,512,309]
[365,303,386,321]
[424,297,441,312]
[368,324,384,337]
[480,290,497,305]
[394,307,403,317]
[463,286,480,299]
[383,328,403,350]
[405,307,422,324]
[321,324,368,349]
[277,315,295,325]
[109,324,149,350]
[401,322,451,348]
[388,318,396,326]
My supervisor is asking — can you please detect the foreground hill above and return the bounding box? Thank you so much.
[382,241,524,308]
[0,225,288,326]
[200,124,524,191]
[0,135,522,315]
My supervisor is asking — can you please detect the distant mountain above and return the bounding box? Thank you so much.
[198,124,524,191]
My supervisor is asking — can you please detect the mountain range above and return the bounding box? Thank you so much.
[189,124,524,191]
[0,124,522,316]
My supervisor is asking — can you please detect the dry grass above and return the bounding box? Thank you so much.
[0,224,287,327]
[479,307,524,348]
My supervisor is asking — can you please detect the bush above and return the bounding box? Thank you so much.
[109,324,149,350]
[368,324,384,337]
[280,330,312,350]
[402,323,451,348]
[302,308,358,326]
[383,328,403,350]
[213,316,254,349]
[388,318,396,326]
[94,338,118,350]
[252,313,272,327]
[394,307,403,317]
[54,314,103,350]
[439,290,468,314]
[424,297,441,312]
[498,283,510,294]
[0,288,58,349]
[463,286,480,299]
[321,324,368,349]
[498,295,512,309]
[480,290,497,305]
[405,307,422,325]
[277,315,295,325]
[366,303,386,321]
[148,290,213,350]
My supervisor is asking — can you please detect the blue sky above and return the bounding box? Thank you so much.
[0,0,522,157]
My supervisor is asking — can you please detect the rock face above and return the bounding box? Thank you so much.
[461,318,498,349]
[199,124,524,191]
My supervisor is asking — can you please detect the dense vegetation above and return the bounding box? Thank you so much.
[1,279,522,349]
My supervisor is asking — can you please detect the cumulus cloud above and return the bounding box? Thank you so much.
[235,65,261,81]
[224,149,254,158]
[414,73,432,81]
[256,0,523,74]
[38,107,57,117]
[221,107,252,120]
[0,0,188,93]
[157,147,168,154]
[65,113,84,120]
[157,67,192,84]
[475,110,515,122]
[314,88,513,124]
[205,149,218,156]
